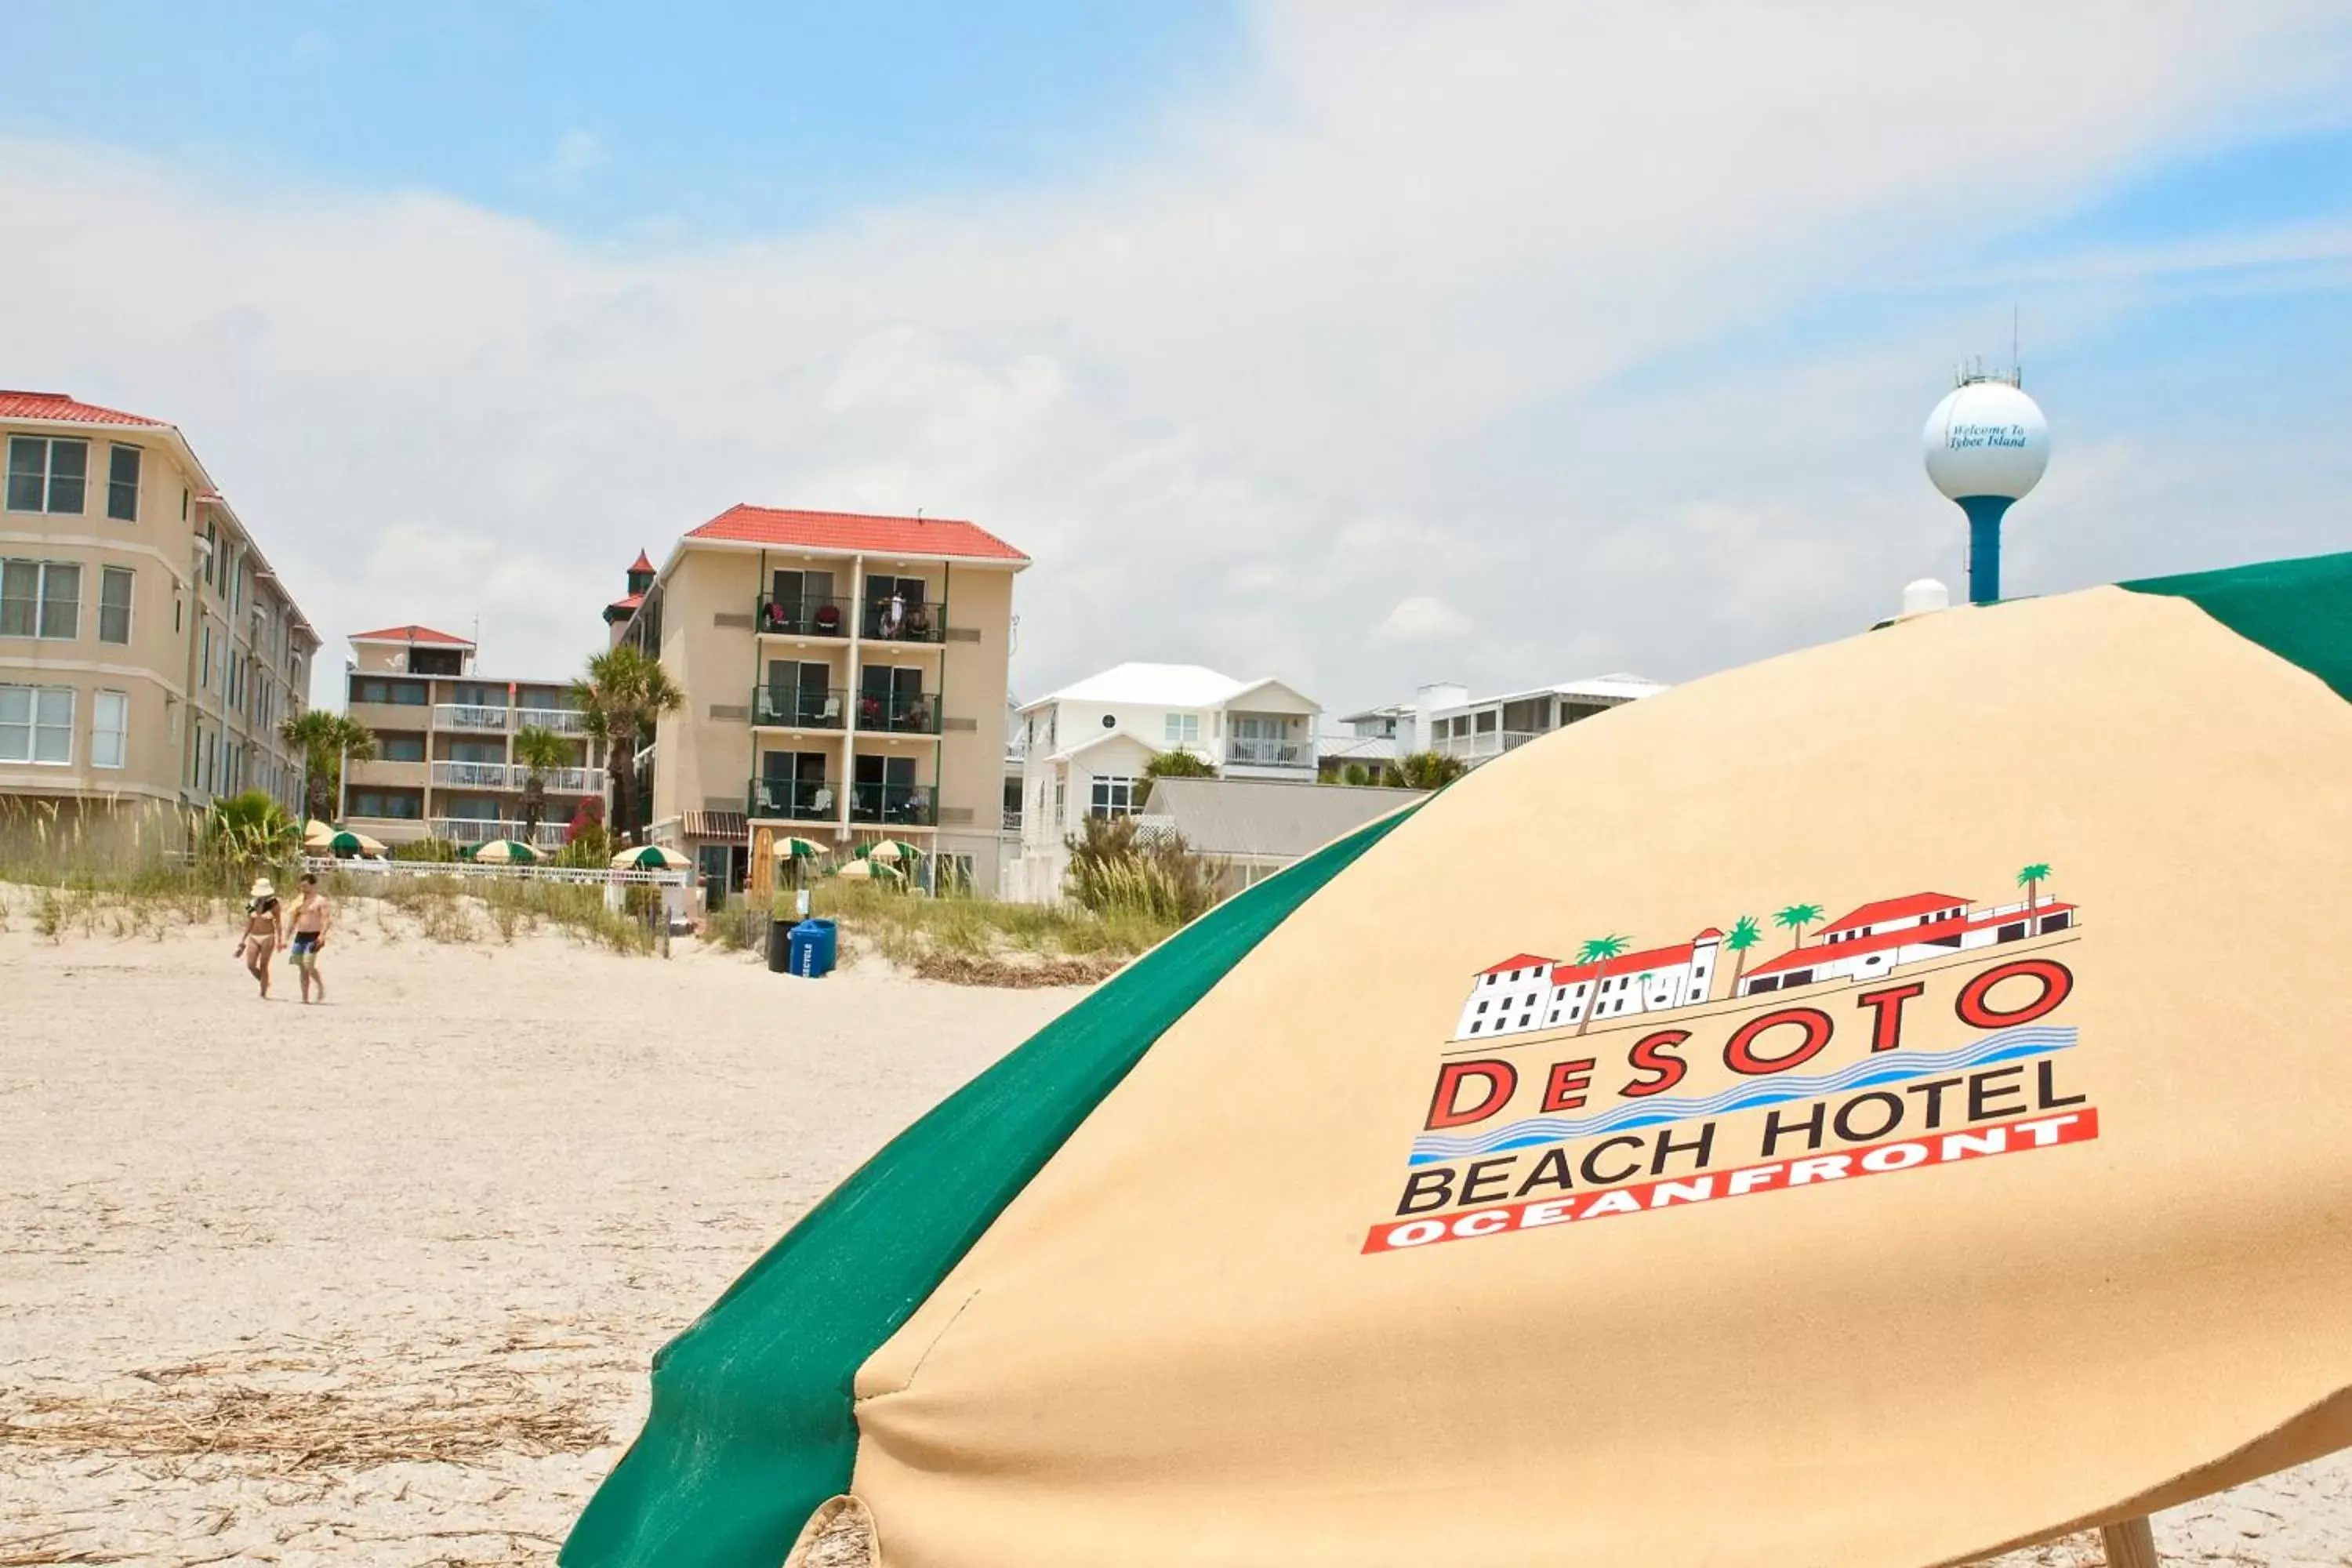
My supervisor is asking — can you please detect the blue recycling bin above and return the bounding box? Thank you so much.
[787,918,837,978]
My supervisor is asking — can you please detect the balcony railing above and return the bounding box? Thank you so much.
[434,703,512,731]
[854,690,942,734]
[430,761,602,793]
[1225,737,1314,768]
[429,818,568,848]
[751,685,847,728]
[746,778,839,822]
[755,594,851,637]
[1432,729,1543,761]
[851,782,937,826]
[862,599,946,644]
[516,706,587,735]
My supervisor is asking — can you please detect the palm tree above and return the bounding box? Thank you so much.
[572,644,684,848]
[1723,914,1763,993]
[279,710,378,825]
[2016,862,2053,911]
[1773,902,1824,951]
[1573,934,1629,1036]
[512,724,573,844]
[1396,750,1468,791]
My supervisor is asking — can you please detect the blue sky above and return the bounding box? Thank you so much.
[1,3,2347,706]
[3,0,1243,239]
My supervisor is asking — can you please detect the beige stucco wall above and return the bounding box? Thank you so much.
[2,418,315,819]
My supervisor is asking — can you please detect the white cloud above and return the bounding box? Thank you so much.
[2,2,2347,714]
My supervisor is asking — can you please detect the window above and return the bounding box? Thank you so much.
[99,566,133,644]
[1090,775,1137,818]
[107,445,141,521]
[1,560,80,640]
[379,733,426,763]
[350,789,424,820]
[6,437,87,514]
[0,685,74,764]
[204,521,216,586]
[90,691,128,768]
[202,623,212,689]
[351,676,428,706]
[1164,712,1200,745]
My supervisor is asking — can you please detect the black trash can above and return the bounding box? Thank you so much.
[767,916,793,973]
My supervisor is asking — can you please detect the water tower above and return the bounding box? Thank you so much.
[1922,365,2049,604]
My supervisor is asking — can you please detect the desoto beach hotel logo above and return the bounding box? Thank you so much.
[1363,864,2094,1254]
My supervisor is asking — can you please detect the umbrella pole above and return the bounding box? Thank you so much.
[2100,1517,2160,1568]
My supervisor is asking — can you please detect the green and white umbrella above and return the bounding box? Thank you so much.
[470,838,543,865]
[320,828,385,858]
[834,857,897,882]
[772,836,829,861]
[611,844,691,872]
[861,839,924,864]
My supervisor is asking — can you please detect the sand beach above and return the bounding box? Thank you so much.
[2,895,2345,1566]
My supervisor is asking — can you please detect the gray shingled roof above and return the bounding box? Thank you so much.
[1135,776,1425,862]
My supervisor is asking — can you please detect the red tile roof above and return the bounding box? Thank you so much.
[1477,953,1559,977]
[1549,930,1720,986]
[0,390,170,427]
[351,623,474,646]
[684,503,1028,564]
[603,592,645,619]
[629,550,655,573]
[1819,891,1969,936]
[1746,901,2077,978]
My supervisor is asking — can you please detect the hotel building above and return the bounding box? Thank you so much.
[611,505,1028,896]
[1,390,317,852]
[339,625,604,847]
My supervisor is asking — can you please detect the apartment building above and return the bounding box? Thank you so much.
[1007,662,1320,902]
[1335,673,1668,770]
[612,504,1029,896]
[339,625,603,847]
[1,390,317,852]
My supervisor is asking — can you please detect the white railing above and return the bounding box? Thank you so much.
[428,817,569,847]
[303,855,687,890]
[517,707,588,735]
[434,703,511,731]
[429,762,601,793]
[1433,728,1544,761]
[1225,738,1314,768]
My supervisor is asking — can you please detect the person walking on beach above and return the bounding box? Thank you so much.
[288,872,332,1005]
[238,878,283,1000]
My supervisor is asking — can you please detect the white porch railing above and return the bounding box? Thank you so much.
[430,761,601,793]
[1433,729,1543,761]
[517,707,587,735]
[1225,738,1314,768]
[302,855,687,890]
[434,703,511,731]
[428,818,569,848]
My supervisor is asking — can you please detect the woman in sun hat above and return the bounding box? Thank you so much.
[236,877,284,1000]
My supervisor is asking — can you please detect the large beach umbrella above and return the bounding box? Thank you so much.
[859,838,923,864]
[320,829,384,858]
[833,857,896,883]
[610,844,690,872]
[564,552,2352,1568]
[470,838,543,865]
[771,836,829,862]
[302,818,337,849]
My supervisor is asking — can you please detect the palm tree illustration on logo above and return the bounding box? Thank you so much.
[1573,935,1629,1035]
[1773,902,1824,952]
[2016,862,2053,910]
[1724,915,1763,993]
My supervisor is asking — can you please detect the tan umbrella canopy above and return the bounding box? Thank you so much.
[302,818,337,849]
[833,857,896,883]
[610,844,690,872]
[771,837,829,861]
[565,552,2352,1568]
[469,838,543,865]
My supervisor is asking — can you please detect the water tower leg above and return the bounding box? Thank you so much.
[1959,495,2013,605]
[2100,1515,2161,1568]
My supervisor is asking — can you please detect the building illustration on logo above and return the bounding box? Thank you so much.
[1452,873,2075,1043]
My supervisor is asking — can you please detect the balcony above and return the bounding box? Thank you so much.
[516,706,588,735]
[1433,728,1543,762]
[746,777,839,822]
[851,782,937,827]
[751,685,847,728]
[862,598,946,644]
[430,760,602,793]
[434,703,512,732]
[855,690,942,735]
[1224,737,1315,770]
[755,594,851,638]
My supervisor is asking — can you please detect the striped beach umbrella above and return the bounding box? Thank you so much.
[611,844,690,872]
[321,829,385,858]
[565,551,2352,1568]
[470,838,543,865]
[771,836,829,861]
[833,857,895,883]
[859,838,923,864]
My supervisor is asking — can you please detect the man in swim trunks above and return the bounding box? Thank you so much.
[289,872,332,1004]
